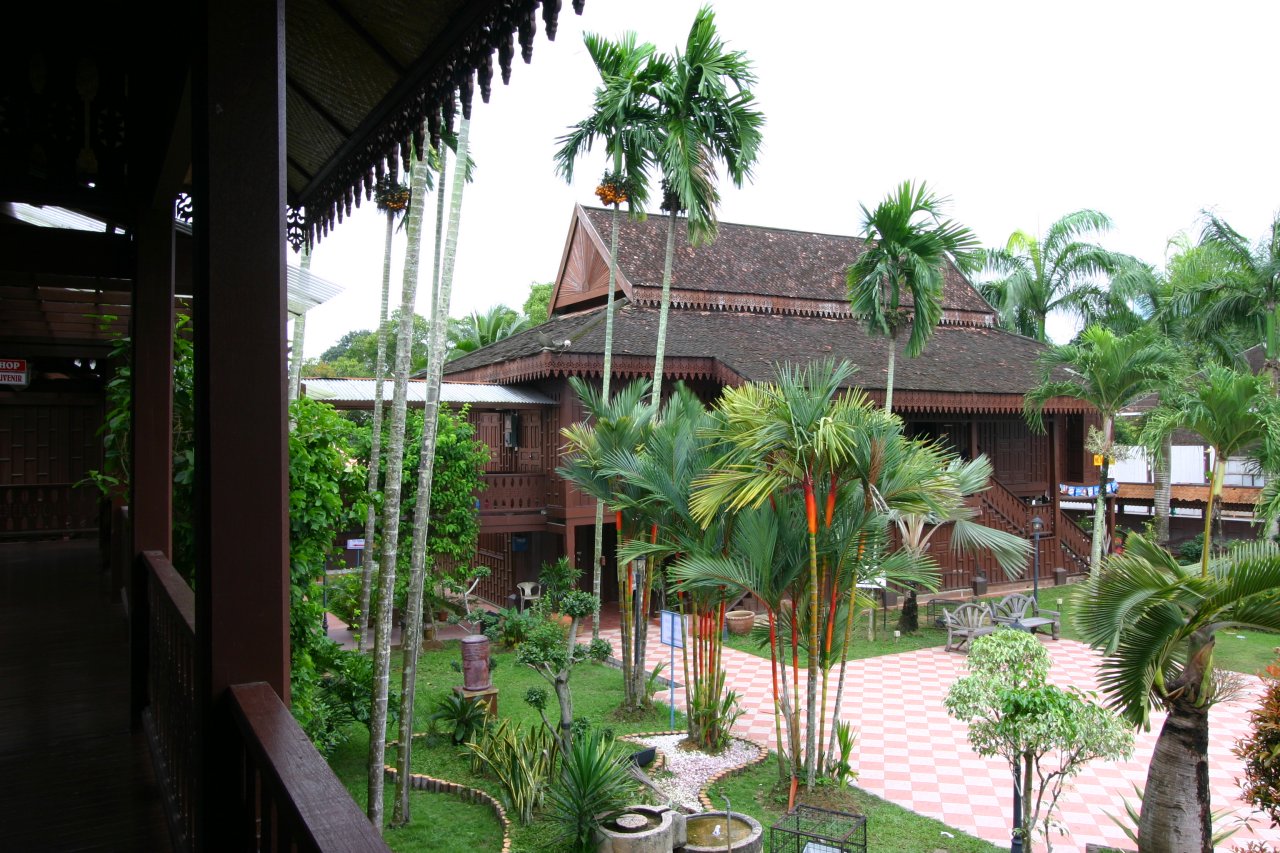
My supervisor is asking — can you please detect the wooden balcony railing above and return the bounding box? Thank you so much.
[478,473,547,512]
[228,683,390,852]
[141,551,389,852]
[144,551,197,851]
[0,482,100,535]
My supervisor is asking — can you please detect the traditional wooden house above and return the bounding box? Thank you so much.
[444,204,1098,601]
[1,2,578,849]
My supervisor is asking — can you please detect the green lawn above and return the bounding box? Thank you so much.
[327,638,1010,852]
[721,585,1279,675]
[704,754,1003,853]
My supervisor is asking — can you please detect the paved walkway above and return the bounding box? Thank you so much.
[603,622,1280,852]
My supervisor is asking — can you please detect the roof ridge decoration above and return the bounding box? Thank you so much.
[292,0,584,251]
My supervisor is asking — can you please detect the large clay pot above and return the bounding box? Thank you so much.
[725,610,756,635]
[460,634,491,691]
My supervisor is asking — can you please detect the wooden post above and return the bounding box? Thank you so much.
[130,207,175,726]
[193,0,288,844]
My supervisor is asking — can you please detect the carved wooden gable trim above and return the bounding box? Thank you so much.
[549,205,632,315]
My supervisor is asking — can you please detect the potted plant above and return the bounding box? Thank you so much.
[538,557,581,626]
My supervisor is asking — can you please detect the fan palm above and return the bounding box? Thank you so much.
[555,31,663,627]
[1025,325,1170,575]
[846,181,978,411]
[1189,211,1280,388]
[1076,534,1280,852]
[649,5,763,404]
[979,209,1118,342]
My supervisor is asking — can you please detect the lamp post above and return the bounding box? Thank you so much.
[1030,516,1044,604]
[1011,774,1024,853]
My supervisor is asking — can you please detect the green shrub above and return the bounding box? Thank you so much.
[546,730,635,852]
[466,719,557,825]
[429,693,491,746]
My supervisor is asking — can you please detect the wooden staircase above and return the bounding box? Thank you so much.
[976,478,1092,583]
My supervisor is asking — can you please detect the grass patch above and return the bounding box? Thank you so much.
[704,754,1002,853]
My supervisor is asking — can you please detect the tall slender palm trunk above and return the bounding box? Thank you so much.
[287,248,310,402]
[883,330,897,412]
[651,209,679,405]
[367,148,433,833]
[592,201,623,641]
[1153,434,1171,547]
[803,476,820,789]
[358,212,396,652]
[393,116,470,827]
[1090,416,1113,576]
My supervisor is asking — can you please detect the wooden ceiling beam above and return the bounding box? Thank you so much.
[0,227,135,278]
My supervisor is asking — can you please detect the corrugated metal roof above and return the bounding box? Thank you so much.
[302,378,554,406]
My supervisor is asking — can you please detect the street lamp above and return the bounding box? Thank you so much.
[1031,516,1044,605]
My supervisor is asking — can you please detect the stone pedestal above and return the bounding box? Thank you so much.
[1053,567,1068,585]
[453,685,499,716]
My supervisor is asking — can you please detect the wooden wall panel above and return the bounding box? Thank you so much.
[0,404,101,486]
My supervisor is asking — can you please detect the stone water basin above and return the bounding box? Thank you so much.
[679,811,762,853]
[596,805,685,853]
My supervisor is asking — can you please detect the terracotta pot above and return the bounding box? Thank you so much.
[725,609,756,635]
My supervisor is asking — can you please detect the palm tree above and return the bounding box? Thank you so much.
[446,304,527,357]
[1077,534,1280,852]
[1024,325,1170,575]
[557,377,656,710]
[356,176,413,653]
[1142,364,1275,572]
[392,113,472,828]
[649,5,763,404]
[690,359,871,791]
[1103,243,1236,545]
[1190,211,1280,388]
[846,181,978,412]
[367,144,434,833]
[979,209,1118,342]
[555,31,663,632]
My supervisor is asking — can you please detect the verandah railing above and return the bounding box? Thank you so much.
[140,551,388,852]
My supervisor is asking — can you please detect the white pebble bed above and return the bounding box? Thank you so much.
[629,733,760,812]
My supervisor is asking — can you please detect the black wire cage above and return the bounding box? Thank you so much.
[769,805,868,853]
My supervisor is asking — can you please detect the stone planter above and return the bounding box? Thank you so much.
[595,805,684,853]
[725,610,756,635]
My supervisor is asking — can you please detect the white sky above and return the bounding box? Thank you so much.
[295,0,1280,356]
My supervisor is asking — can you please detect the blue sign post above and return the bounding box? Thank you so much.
[659,609,684,730]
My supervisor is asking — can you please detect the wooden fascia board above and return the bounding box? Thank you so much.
[548,204,634,316]
[0,227,134,279]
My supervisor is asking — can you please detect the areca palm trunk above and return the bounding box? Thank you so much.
[1201,448,1226,576]
[357,209,396,653]
[651,209,679,405]
[1090,416,1112,576]
[287,248,310,402]
[367,146,433,833]
[1153,434,1171,547]
[591,196,623,641]
[392,114,470,827]
[884,328,897,412]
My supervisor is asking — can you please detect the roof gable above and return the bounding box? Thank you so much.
[550,204,996,325]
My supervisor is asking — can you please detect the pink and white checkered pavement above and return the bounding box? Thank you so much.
[604,623,1280,852]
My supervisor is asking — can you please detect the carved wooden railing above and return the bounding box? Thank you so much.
[1055,507,1092,575]
[974,478,1030,537]
[143,551,197,852]
[141,551,388,852]
[0,482,100,535]
[478,473,547,512]
[228,683,390,852]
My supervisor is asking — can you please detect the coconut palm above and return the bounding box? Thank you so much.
[555,31,663,632]
[979,209,1118,342]
[649,5,763,404]
[1190,211,1280,388]
[1142,364,1276,572]
[1024,325,1170,575]
[1077,534,1280,852]
[846,181,978,412]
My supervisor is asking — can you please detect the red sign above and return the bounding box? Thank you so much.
[0,359,29,387]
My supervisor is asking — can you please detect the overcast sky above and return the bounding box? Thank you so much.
[295,0,1280,356]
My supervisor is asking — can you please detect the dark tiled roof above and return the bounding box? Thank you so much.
[447,300,1058,397]
[578,206,995,319]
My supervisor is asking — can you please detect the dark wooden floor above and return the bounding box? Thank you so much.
[0,538,171,851]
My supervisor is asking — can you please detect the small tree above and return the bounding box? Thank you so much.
[1236,653,1280,830]
[516,590,612,753]
[946,630,1134,852]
